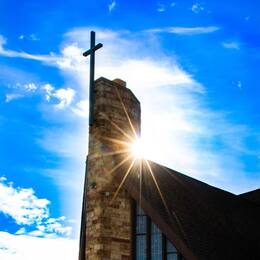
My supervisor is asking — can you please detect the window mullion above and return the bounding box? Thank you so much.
[146,216,151,260]
[162,234,167,260]
[131,199,136,260]
[177,252,183,260]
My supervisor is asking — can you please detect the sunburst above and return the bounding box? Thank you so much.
[96,88,169,211]
[90,85,187,239]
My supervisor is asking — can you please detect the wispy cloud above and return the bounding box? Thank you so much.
[108,1,116,12]
[237,81,242,89]
[146,26,219,35]
[1,27,259,196]
[156,2,176,12]
[13,82,37,92]
[23,83,37,91]
[3,79,75,109]
[233,80,242,89]
[4,82,37,103]
[0,34,57,62]
[222,41,240,50]
[59,27,260,193]
[5,93,23,102]
[191,2,204,13]
[29,34,39,41]
[157,3,166,12]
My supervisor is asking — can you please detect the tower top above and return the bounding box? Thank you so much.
[113,78,126,87]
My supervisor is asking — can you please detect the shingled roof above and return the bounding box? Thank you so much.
[115,157,260,260]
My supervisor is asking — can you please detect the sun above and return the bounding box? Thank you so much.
[130,138,147,159]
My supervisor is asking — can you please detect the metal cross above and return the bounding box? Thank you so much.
[83,31,103,126]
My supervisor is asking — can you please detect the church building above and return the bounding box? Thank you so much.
[79,77,260,260]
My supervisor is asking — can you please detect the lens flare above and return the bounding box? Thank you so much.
[131,138,146,159]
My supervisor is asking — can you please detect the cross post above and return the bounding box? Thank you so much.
[83,31,103,126]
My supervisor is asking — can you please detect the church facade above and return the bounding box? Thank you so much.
[79,77,260,260]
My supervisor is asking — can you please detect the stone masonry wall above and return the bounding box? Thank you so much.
[85,77,141,259]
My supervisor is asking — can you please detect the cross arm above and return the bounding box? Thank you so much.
[83,43,103,57]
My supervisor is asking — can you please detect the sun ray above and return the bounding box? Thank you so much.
[145,160,188,242]
[115,86,138,139]
[144,160,170,215]
[110,158,136,204]
[100,112,135,142]
[90,148,130,159]
[139,159,143,208]
[100,136,131,147]
[106,153,133,176]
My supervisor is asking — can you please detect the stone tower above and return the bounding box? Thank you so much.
[83,77,141,259]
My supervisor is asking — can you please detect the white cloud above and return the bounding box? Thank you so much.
[56,27,259,194]
[222,41,240,50]
[0,28,259,197]
[28,230,45,237]
[15,228,26,235]
[0,177,50,225]
[18,35,24,40]
[5,93,23,102]
[191,2,204,13]
[4,80,74,108]
[71,99,89,117]
[42,83,54,101]
[23,83,37,92]
[0,231,77,260]
[53,88,75,109]
[0,177,73,238]
[42,83,75,109]
[146,26,219,35]
[108,1,116,12]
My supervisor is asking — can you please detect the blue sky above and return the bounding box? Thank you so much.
[0,0,260,258]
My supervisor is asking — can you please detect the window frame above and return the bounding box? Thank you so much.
[132,200,184,260]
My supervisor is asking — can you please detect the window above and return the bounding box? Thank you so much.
[151,223,162,260]
[133,201,183,260]
[135,206,147,259]
[166,239,178,260]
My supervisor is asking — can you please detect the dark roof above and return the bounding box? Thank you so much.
[115,157,260,260]
[239,189,260,206]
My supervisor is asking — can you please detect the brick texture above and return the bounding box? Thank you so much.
[85,77,141,259]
